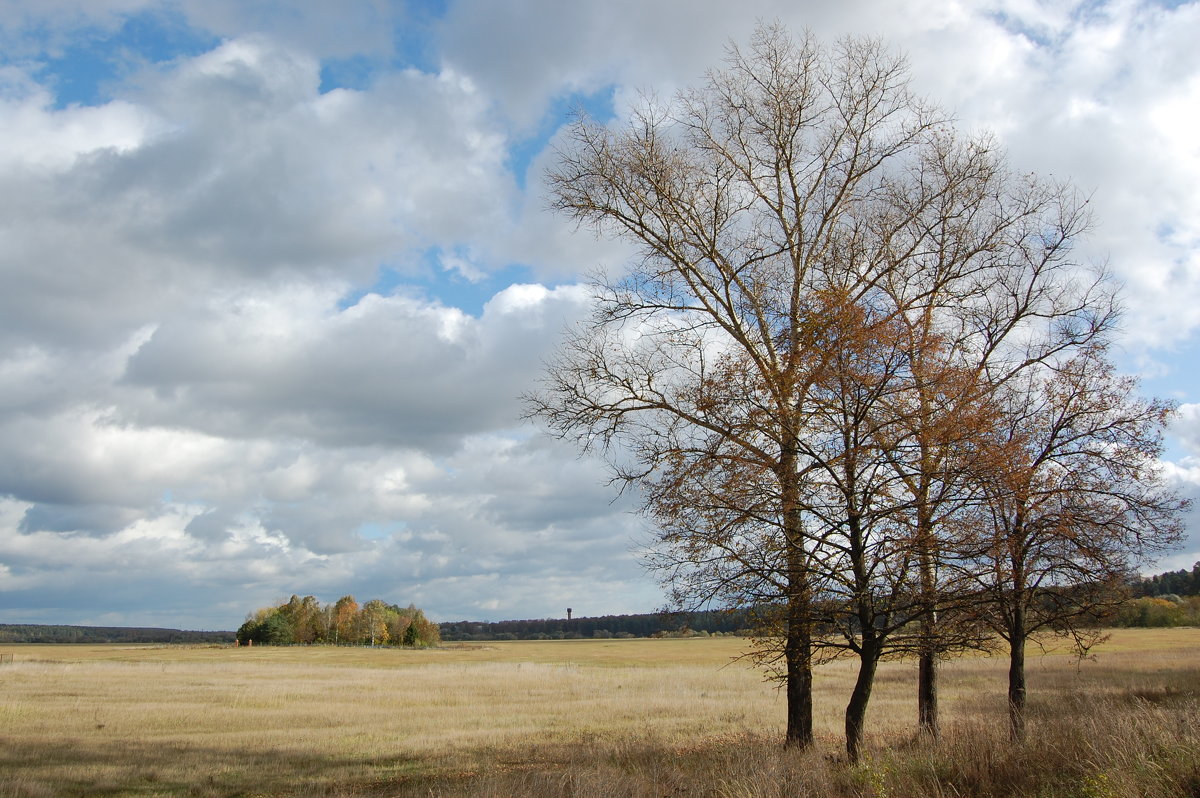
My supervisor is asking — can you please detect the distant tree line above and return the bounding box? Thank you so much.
[441,574,1200,642]
[0,624,234,644]
[4,565,1193,650]
[1110,563,1200,628]
[236,595,440,647]
[1131,562,1200,598]
[440,609,753,641]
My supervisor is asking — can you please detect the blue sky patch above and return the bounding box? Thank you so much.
[319,54,379,93]
[508,85,616,190]
[340,249,541,317]
[32,9,217,108]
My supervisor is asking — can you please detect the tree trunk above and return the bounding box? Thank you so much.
[845,636,880,761]
[1008,613,1027,741]
[917,546,939,736]
[785,607,814,747]
[918,646,938,736]
[781,448,813,748]
[916,566,939,737]
[915,497,940,737]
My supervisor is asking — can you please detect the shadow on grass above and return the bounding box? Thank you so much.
[6,709,1200,798]
[0,735,441,798]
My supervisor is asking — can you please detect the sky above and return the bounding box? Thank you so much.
[1,0,1199,631]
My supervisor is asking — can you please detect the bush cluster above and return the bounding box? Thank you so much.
[1112,595,1200,628]
[236,594,439,647]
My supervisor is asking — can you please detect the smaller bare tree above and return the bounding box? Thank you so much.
[965,347,1187,740]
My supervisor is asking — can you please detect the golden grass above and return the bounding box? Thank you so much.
[1,629,1198,797]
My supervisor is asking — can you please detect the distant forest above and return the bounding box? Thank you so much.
[1131,562,1200,598]
[0,564,1195,644]
[443,564,1200,641]
[0,624,235,644]
[439,609,754,641]
[1117,562,1200,627]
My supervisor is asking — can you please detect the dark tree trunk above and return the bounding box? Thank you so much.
[785,607,814,747]
[1008,610,1027,741]
[915,501,940,738]
[781,449,813,748]
[918,646,938,736]
[916,570,939,737]
[845,635,880,761]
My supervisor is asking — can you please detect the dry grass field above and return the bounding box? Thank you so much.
[1,629,1198,797]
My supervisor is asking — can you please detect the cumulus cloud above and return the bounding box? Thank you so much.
[0,34,529,351]
[1171,404,1200,456]
[176,0,402,60]
[0,22,615,622]
[441,0,1200,347]
[116,282,589,449]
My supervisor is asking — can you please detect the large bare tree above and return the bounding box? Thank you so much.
[532,26,944,748]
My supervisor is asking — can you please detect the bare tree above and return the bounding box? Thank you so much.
[867,134,1119,737]
[965,347,1186,740]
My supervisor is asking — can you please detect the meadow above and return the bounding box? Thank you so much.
[1,629,1198,797]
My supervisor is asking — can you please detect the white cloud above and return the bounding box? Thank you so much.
[0,71,154,167]
[1172,404,1200,456]
[0,34,530,354]
[176,0,401,60]
[115,281,589,449]
[0,0,1197,627]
